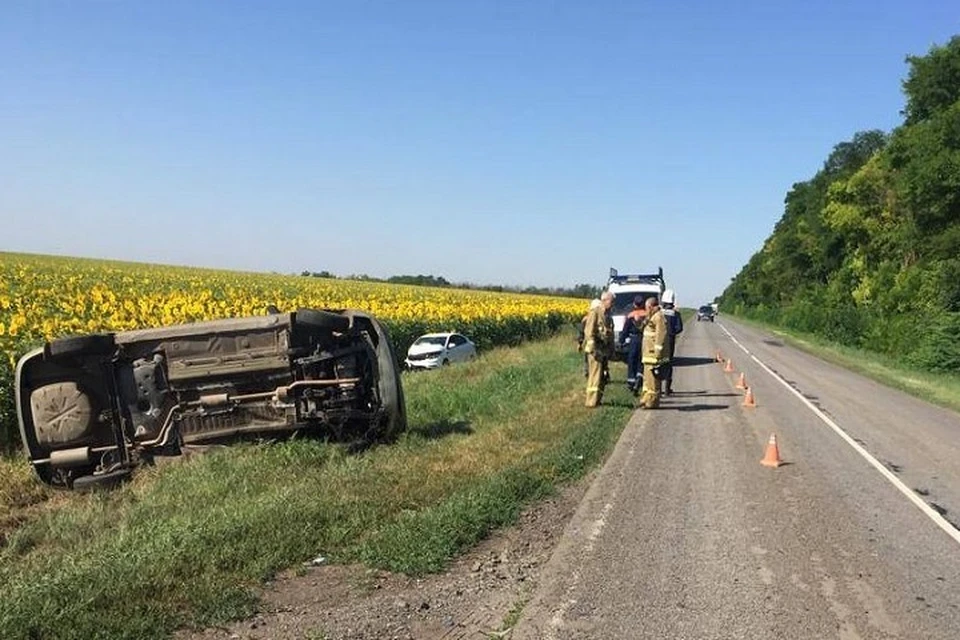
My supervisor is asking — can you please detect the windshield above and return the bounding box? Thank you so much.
[699,306,713,313]
[612,292,654,315]
[414,336,447,346]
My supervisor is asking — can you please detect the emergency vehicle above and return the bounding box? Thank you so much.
[605,267,667,361]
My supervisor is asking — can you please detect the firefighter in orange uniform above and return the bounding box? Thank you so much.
[619,296,647,395]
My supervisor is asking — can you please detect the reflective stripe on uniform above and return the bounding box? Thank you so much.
[586,386,600,392]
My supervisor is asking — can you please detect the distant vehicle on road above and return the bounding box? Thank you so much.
[405,332,477,370]
[696,305,716,322]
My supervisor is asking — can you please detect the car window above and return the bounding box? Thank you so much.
[613,293,653,315]
[415,336,446,346]
[448,335,465,347]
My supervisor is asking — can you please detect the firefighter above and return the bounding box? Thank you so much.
[660,289,683,395]
[583,292,614,407]
[640,295,667,409]
[577,299,601,377]
[618,295,647,394]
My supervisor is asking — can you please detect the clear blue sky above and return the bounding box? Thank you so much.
[2,1,957,306]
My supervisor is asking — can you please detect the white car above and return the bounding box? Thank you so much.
[405,332,477,370]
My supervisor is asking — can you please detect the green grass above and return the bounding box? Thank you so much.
[727,314,960,412]
[0,332,635,640]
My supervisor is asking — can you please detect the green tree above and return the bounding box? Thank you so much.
[721,33,960,371]
[902,35,960,125]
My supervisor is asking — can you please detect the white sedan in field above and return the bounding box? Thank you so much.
[405,332,477,370]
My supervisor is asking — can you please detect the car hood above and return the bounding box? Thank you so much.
[408,344,445,357]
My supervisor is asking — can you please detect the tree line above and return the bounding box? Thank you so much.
[720,35,960,372]
[299,271,603,300]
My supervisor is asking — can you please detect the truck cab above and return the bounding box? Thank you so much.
[605,267,666,361]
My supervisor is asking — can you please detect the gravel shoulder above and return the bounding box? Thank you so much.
[174,465,598,640]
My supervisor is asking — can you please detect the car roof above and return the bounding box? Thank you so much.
[418,332,458,338]
[608,282,661,292]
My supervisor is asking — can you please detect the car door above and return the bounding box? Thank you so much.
[446,334,466,363]
[463,335,477,360]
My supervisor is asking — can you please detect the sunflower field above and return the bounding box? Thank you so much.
[0,252,588,450]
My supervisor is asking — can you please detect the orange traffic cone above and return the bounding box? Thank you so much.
[736,372,747,390]
[743,386,757,407]
[724,358,734,373]
[760,433,781,468]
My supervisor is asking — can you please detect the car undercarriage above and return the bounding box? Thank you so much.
[15,307,406,490]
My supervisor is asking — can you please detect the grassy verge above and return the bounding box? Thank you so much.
[726,314,960,413]
[0,332,635,640]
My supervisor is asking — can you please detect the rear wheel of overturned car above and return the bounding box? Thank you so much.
[45,333,117,359]
[369,319,407,441]
[294,308,351,332]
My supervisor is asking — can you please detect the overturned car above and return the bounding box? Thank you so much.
[15,308,407,490]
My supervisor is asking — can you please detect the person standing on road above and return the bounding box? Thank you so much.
[578,298,601,377]
[583,292,614,407]
[640,296,667,409]
[618,296,647,395]
[660,289,683,396]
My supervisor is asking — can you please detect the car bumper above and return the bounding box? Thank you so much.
[405,357,442,370]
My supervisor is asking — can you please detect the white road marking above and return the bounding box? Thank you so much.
[718,322,960,547]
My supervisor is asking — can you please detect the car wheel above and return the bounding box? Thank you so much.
[442,358,450,366]
[45,333,116,359]
[366,318,407,440]
[294,308,351,332]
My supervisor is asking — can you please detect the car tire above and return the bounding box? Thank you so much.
[294,308,351,332]
[71,467,133,492]
[364,317,407,440]
[45,333,117,359]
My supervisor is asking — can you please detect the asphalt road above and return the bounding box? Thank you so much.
[512,316,960,640]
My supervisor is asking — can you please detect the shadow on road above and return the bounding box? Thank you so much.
[672,356,719,367]
[674,404,729,412]
[668,391,740,399]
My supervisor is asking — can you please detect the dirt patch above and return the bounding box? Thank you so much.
[174,472,593,640]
